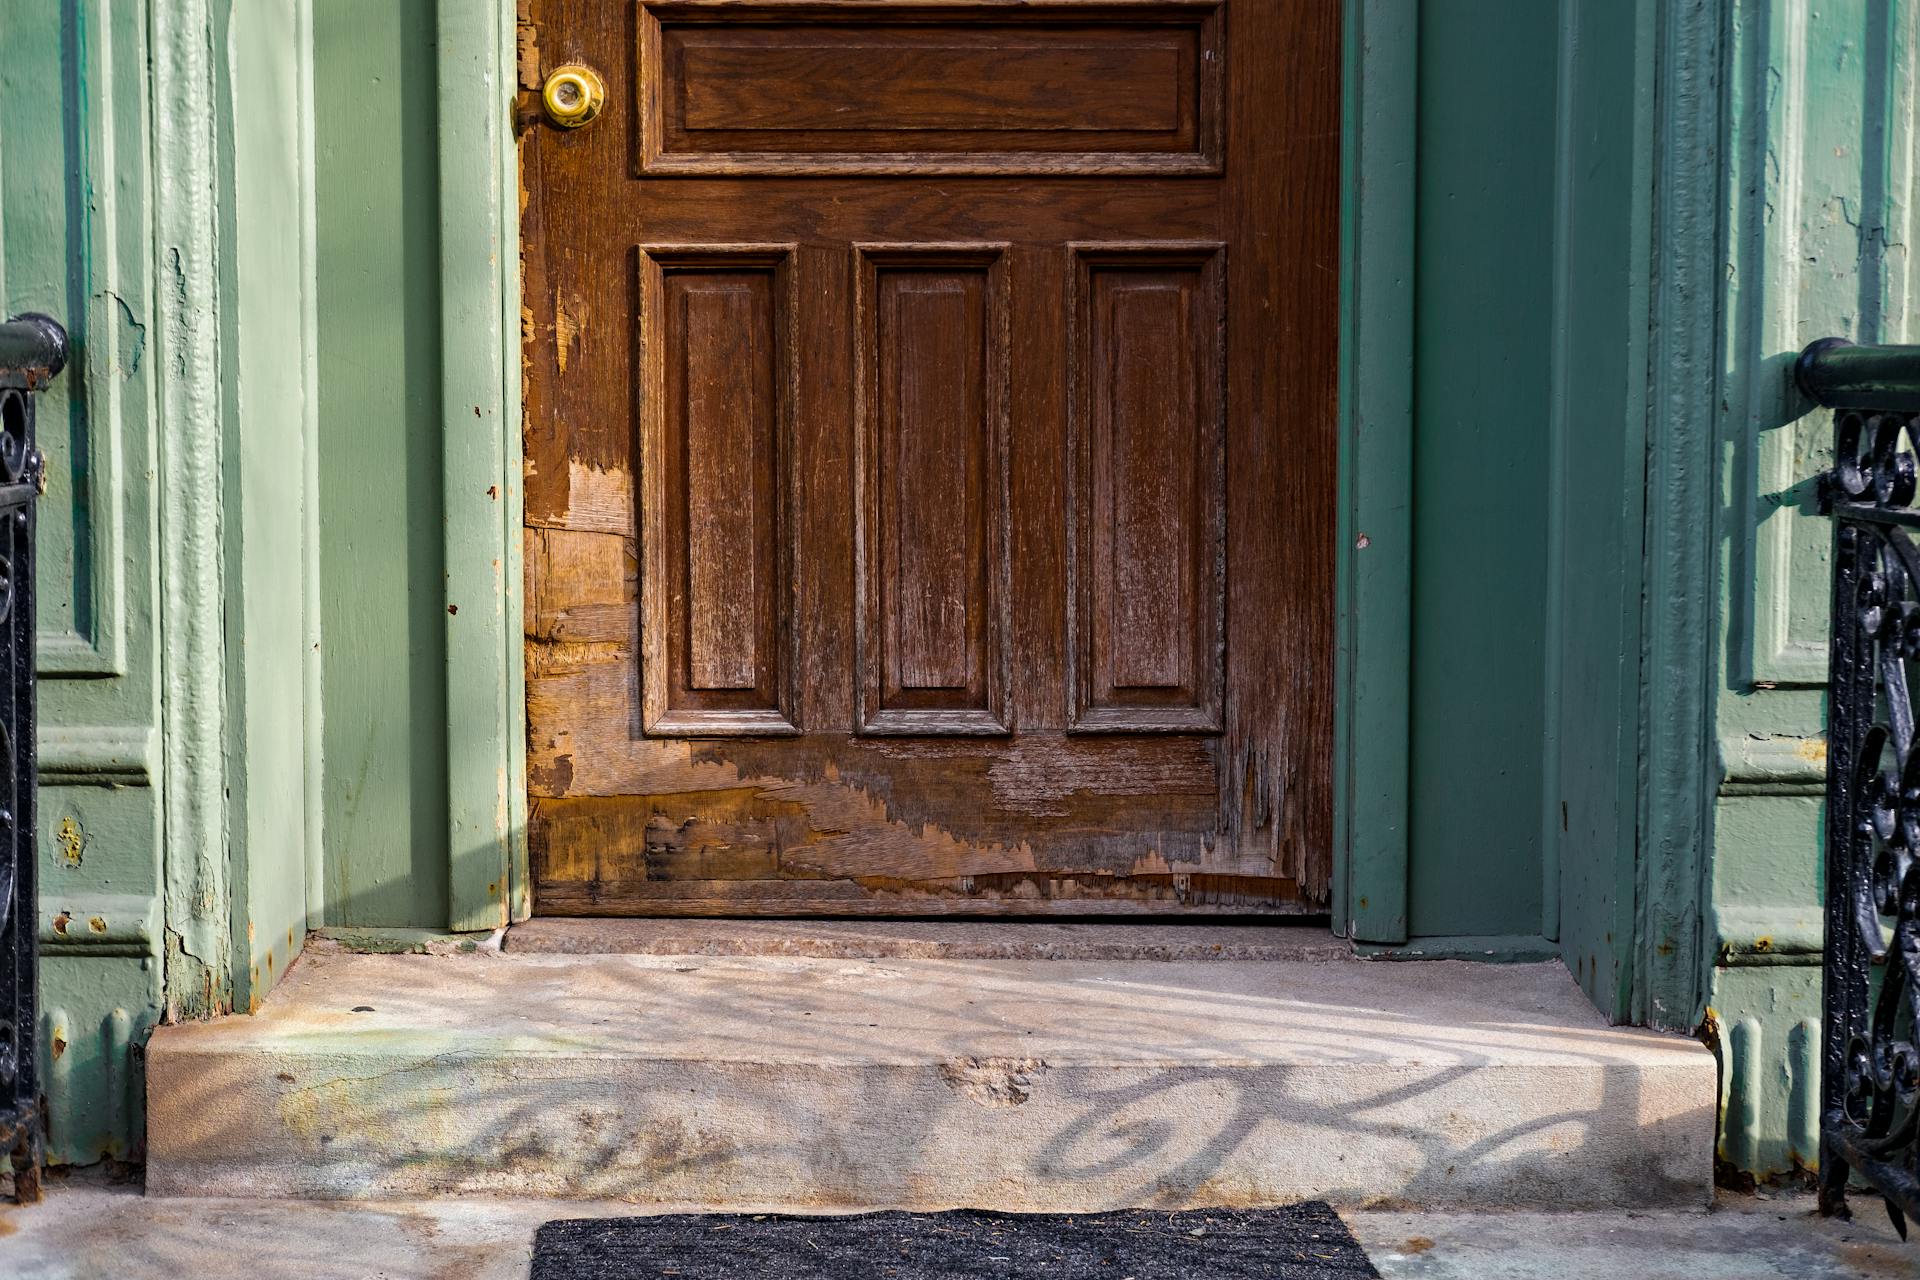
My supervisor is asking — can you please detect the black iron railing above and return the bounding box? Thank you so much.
[0,315,59,1204]
[1804,337,1920,1233]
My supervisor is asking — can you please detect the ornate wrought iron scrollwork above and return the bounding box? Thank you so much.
[0,314,57,1204]
[1804,340,1920,1234]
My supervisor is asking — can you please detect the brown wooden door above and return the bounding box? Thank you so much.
[521,0,1339,916]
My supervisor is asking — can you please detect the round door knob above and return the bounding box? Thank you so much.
[542,64,605,129]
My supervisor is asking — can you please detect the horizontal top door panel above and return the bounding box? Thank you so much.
[641,3,1223,175]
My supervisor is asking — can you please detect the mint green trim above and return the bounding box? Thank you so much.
[297,0,326,932]
[437,0,526,932]
[219,0,324,1012]
[314,0,450,927]
[152,0,235,1018]
[1634,0,1721,1031]
[499,0,530,924]
[1541,0,1658,1019]
[1335,0,1416,945]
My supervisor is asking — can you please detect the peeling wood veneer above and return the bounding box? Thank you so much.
[520,0,1338,915]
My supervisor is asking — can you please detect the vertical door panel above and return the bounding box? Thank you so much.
[638,248,797,735]
[855,247,1010,735]
[1068,247,1225,733]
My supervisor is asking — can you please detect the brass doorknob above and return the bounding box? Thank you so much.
[542,64,605,129]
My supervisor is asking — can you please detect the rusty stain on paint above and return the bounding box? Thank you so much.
[55,816,86,867]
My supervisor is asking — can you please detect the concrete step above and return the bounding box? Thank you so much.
[145,948,1716,1210]
[504,917,1354,962]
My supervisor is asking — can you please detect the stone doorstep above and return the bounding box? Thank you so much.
[503,917,1355,961]
[145,949,1716,1211]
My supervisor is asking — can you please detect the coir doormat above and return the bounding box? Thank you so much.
[530,1204,1379,1279]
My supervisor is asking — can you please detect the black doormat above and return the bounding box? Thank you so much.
[530,1204,1379,1279]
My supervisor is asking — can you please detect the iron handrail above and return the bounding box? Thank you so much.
[1803,337,1920,1234]
[0,313,58,1203]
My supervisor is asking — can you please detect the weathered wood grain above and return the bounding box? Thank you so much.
[520,0,1339,915]
[855,245,1011,735]
[638,3,1224,175]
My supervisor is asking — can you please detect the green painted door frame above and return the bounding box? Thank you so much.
[426,0,1720,1033]
[435,0,528,932]
[1335,0,1417,946]
[426,0,1425,941]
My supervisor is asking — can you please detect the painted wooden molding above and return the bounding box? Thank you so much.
[437,0,528,931]
[1713,906,1824,966]
[1635,0,1726,1032]
[151,0,234,1018]
[38,725,160,788]
[1335,0,1417,945]
[1717,732,1827,796]
[38,893,160,958]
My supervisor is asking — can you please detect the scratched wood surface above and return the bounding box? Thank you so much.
[520,0,1339,916]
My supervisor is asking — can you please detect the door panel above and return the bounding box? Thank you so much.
[637,247,798,735]
[854,245,1011,736]
[639,2,1224,174]
[522,0,1339,916]
[1068,245,1224,734]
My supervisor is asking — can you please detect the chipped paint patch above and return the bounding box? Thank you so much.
[564,461,632,534]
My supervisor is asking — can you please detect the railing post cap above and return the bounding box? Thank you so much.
[5,315,67,380]
[1797,336,1854,403]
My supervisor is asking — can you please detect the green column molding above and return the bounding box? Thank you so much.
[1336,0,1418,945]
[437,0,527,932]
[315,0,451,929]
[152,0,234,1020]
[1629,0,1721,1032]
[217,0,321,1011]
[1542,0,1663,1020]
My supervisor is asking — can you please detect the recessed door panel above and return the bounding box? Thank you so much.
[1069,246,1224,734]
[639,1,1224,175]
[637,247,796,736]
[855,246,1011,735]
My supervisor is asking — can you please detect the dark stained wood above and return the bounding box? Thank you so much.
[855,245,1010,735]
[639,1,1224,175]
[1068,245,1224,733]
[521,0,1340,916]
[636,247,798,735]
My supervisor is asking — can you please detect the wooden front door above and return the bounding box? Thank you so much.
[521,0,1339,916]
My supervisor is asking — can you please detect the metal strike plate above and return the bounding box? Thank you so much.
[542,64,605,130]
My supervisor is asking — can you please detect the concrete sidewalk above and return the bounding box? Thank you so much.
[0,1177,1909,1280]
